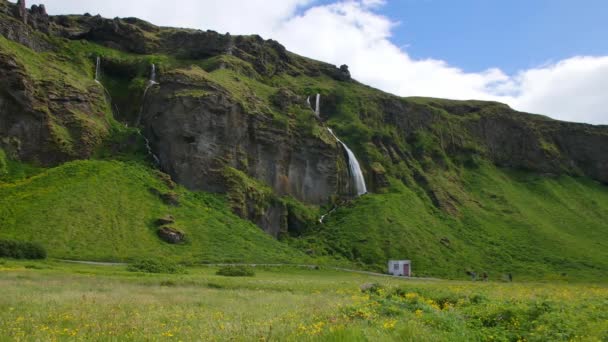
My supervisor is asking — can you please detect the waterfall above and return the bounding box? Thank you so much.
[150,63,157,84]
[135,64,161,166]
[93,56,121,116]
[135,64,159,126]
[315,93,321,117]
[94,56,101,83]
[142,133,160,166]
[328,128,367,196]
[319,206,338,224]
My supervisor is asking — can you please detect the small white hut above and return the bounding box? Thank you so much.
[388,260,411,277]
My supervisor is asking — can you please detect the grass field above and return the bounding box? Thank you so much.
[0,259,606,341]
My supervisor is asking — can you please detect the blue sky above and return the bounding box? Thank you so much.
[372,0,608,74]
[39,0,608,124]
[307,0,608,74]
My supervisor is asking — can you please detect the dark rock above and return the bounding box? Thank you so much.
[338,64,351,81]
[271,88,301,112]
[0,48,108,165]
[141,70,350,210]
[157,227,185,244]
[15,0,26,24]
[160,192,180,206]
[155,215,175,226]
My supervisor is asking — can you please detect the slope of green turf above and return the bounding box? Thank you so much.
[0,160,308,263]
[306,162,608,281]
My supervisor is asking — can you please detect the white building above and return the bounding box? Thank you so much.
[388,260,411,277]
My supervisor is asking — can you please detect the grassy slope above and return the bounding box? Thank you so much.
[0,160,307,263]
[309,162,608,281]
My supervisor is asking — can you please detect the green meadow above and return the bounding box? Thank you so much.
[0,260,606,341]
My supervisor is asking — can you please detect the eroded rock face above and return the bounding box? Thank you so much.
[138,69,348,235]
[142,73,345,206]
[0,50,109,165]
[465,111,608,184]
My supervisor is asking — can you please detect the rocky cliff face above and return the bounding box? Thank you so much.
[0,8,110,165]
[139,67,349,235]
[142,67,347,204]
[1,0,607,236]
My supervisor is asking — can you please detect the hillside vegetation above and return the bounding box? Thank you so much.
[0,0,607,281]
[301,162,608,281]
[0,159,308,263]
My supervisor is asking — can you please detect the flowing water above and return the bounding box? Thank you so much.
[135,64,159,126]
[93,57,120,116]
[136,64,161,166]
[94,56,100,83]
[315,93,320,117]
[327,128,367,196]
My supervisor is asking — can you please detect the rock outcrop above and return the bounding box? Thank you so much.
[0,48,109,165]
[139,67,349,234]
[157,226,185,244]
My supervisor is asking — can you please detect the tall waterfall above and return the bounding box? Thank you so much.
[328,128,367,196]
[94,56,101,82]
[135,64,159,126]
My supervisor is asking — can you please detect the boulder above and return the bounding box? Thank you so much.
[157,227,185,244]
[155,215,175,226]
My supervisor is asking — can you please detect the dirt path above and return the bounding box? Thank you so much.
[58,260,440,281]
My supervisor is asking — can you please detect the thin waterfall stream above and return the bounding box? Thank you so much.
[93,56,120,117]
[136,64,161,166]
[135,64,158,126]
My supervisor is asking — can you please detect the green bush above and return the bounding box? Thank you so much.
[127,259,185,274]
[0,240,47,259]
[216,265,255,277]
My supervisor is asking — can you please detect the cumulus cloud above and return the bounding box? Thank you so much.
[35,0,608,124]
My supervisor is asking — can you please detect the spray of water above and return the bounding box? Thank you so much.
[327,128,367,196]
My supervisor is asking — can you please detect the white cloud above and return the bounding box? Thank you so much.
[32,0,608,124]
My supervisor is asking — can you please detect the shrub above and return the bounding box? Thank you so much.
[127,259,185,274]
[0,239,46,259]
[216,265,255,277]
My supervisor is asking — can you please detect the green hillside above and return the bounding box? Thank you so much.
[0,159,308,263]
[0,2,607,281]
[300,162,608,281]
